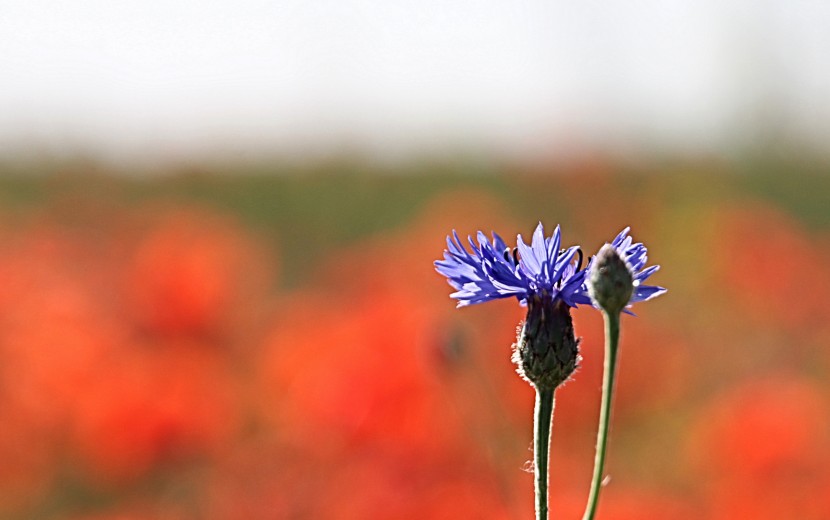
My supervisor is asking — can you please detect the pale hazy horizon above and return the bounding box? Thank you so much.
[2,0,829,164]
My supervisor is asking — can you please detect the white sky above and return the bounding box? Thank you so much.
[1,0,829,162]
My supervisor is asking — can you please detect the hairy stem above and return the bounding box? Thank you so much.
[534,387,555,520]
[582,311,620,520]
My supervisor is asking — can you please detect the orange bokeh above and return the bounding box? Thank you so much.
[0,182,828,518]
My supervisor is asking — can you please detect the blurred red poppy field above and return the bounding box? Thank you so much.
[0,159,828,519]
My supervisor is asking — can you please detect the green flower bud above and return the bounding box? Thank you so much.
[588,244,634,314]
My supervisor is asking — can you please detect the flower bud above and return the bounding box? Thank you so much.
[588,244,634,314]
[512,293,579,390]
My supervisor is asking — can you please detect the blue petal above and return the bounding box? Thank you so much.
[552,246,578,282]
[636,265,660,282]
[631,284,667,302]
[545,225,562,280]
[530,223,549,276]
[611,227,630,247]
[516,232,541,278]
[492,232,508,253]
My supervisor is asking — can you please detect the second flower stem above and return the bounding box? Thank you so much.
[582,310,620,520]
[534,386,555,520]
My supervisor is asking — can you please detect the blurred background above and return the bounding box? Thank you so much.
[1,1,830,519]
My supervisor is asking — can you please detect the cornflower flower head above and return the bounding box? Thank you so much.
[435,222,587,310]
[585,227,667,314]
[435,222,587,390]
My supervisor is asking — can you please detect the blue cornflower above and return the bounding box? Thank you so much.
[435,222,587,309]
[583,227,667,313]
[436,223,587,389]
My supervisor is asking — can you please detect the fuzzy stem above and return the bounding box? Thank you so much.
[582,311,620,520]
[534,387,555,520]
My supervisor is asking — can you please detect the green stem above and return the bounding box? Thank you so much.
[534,386,555,520]
[582,311,620,520]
